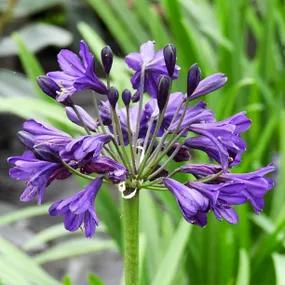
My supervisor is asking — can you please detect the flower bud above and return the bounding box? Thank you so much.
[101,46,113,74]
[122,89,131,106]
[108,87,119,108]
[163,44,176,77]
[37,76,60,99]
[187,64,201,97]
[157,75,171,112]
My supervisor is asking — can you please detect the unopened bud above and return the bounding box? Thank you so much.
[107,87,119,108]
[157,75,171,112]
[122,89,131,106]
[163,44,176,77]
[101,46,113,74]
[187,64,201,97]
[37,76,60,99]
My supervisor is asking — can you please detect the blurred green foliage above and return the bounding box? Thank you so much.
[1,0,285,284]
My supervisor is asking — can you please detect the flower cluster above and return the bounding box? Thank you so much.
[8,40,275,237]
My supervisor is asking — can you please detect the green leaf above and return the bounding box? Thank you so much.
[151,219,191,285]
[12,33,48,100]
[0,204,49,226]
[88,273,106,285]
[62,276,73,285]
[0,238,60,285]
[86,0,137,52]
[0,23,72,56]
[273,254,285,285]
[236,249,250,285]
[34,238,116,264]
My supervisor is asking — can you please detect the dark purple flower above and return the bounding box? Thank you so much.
[108,87,119,108]
[65,105,98,132]
[49,178,102,237]
[163,44,176,77]
[37,75,60,99]
[83,156,127,183]
[18,119,71,154]
[122,89,132,106]
[187,64,201,97]
[186,112,251,169]
[101,46,113,74]
[157,75,171,112]
[62,134,112,162]
[48,40,107,103]
[125,41,180,98]
[8,151,70,204]
[163,178,211,226]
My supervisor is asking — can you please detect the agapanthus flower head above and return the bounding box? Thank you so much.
[9,40,275,237]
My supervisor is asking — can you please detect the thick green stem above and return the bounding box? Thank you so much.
[122,191,139,285]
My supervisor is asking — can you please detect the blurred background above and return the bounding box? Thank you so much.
[0,0,284,284]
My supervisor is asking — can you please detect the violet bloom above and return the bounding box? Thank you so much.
[125,41,180,99]
[62,134,112,162]
[186,112,251,169]
[163,178,211,226]
[48,40,107,103]
[18,119,71,153]
[8,151,70,204]
[49,178,102,237]
[8,40,276,238]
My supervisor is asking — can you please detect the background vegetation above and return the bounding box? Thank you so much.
[0,0,284,284]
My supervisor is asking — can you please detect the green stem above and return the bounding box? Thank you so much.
[122,192,139,285]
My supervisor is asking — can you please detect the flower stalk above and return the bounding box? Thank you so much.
[122,192,139,285]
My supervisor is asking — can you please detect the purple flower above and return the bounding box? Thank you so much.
[83,156,127,183]
[18,119,71,154]
[125,41,180,99]
[62,134,112,162]
[163,178,211,226]
[8,151,70,204]
[47,40,107,103]
[65,105,98,132]
[189,73,228,100]
[186,112,251,169]
[49,178,102,237]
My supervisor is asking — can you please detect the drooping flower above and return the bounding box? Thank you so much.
[125,41,180,99]
[163,178,212,226]
[8,151,70,204]
[49,178,102,237]
[186,112,251,169]
[48,40,107,103]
